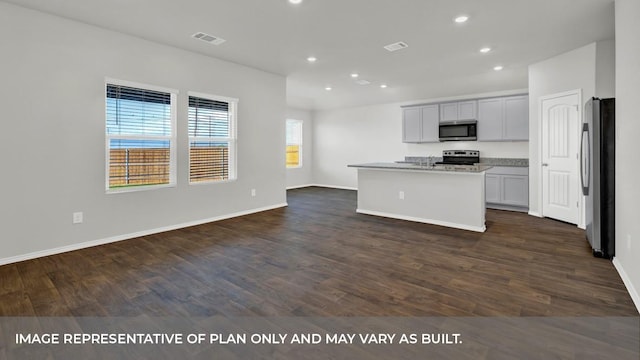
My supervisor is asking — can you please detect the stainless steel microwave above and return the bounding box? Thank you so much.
[439,120,477,141]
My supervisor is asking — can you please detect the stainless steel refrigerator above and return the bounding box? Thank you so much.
[581,97,615,259]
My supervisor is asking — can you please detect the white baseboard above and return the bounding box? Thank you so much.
[0,203,288,267]
[310,184,358,191]
[612,257,640,314]
[528,211,542,217]
[286,184,315,190]
[356,209,486,233]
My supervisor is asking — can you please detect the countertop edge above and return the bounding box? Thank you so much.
[348,163,492,173]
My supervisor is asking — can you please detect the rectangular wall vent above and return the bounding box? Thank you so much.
[192,32,226,45]
[384,41,408,52]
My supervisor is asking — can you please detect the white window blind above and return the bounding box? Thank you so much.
[286,119,303,168]
[105,82,176,191]
[188,94,237,183]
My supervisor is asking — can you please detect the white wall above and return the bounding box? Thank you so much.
[527,43,598,216]
[286,108,313,188]
[614,0,640,313]
[313,90,529,189]
[596,39,616,98]
[0,3,287,263]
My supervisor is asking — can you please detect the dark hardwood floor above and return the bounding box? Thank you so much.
[0,187,637,317]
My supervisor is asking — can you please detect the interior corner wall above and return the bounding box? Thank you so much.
[0,3,287,263]
[527,43,597,216]
[286,107,313,188]
[313,90,529,189]
[594,39,616,99]
[614,0,640,313]
[596,38,616,98]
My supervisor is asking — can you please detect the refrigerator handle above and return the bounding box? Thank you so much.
[580,122,590,196]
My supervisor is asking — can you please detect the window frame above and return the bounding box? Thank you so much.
[104,78,178,194]
[187,91,238,185]
[286,119,303,169]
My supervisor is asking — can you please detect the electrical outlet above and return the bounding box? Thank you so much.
[399,191,405,200]
[72,212,83,224]
[627,234,632,251]
[251,189,256,197]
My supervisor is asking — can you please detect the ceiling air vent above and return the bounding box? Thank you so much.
[355,79,371,85]
[384,41,408,52]
[192,32,226,45]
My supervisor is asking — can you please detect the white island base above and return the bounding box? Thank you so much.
[354,167,487,232]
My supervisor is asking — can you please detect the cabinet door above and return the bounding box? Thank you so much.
[420,105,440,142]
[485,175,501,203]
[440,103,458,122]
[503,95,529,140]
[457,101,477,120]
[402,107,421,143]
[502,175,529,207]
[477,98,504,141]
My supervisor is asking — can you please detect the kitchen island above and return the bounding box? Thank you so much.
[348,163,491,232]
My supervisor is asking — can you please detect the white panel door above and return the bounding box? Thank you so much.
[541,93,580,224]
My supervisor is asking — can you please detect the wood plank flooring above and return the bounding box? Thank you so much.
[0,187,637,316]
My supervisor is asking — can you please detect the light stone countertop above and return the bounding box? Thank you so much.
[478,157,529,167]
[348,162,492,173]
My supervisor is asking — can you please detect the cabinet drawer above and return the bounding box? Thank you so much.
[485,166,528,176]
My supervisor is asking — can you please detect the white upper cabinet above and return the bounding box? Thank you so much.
[402,104,439,143]
[402,107,422,143]
[503,96,529,140]
[477,95,529,141]
[420,105,440,142]
[477,98,503,141]
[440,101,477,122]
[458,101,477,120]
[440,103,458,122]
[402,95,527,143]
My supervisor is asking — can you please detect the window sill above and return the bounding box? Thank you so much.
[106,183,176,194]
[189,178,237,186]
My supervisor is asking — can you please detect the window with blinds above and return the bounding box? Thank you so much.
[286,119,303,168]
[188,93,237,183]
[105,81,176,191]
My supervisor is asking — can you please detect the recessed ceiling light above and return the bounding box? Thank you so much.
[325,86,332,91]
[307,56,317,63]
[380,84,388,89]
[454,15,469,23]
[494,65,504,71]
[289,0,302,4]
[480,47,491,53]
[351,73,359,78]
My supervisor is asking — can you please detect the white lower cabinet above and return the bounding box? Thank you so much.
[485,174,501,203]
[485,166,529,211]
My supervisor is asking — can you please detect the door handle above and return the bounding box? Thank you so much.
[542,163,549,167]
[581,122,590,195]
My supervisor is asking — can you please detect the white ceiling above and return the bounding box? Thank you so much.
[4,0,615,110]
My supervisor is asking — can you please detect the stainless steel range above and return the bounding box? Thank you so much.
[434,150,480,170]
